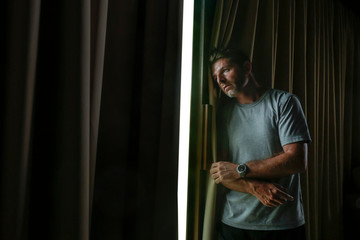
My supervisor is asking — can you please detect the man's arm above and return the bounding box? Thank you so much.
[210,142,304,207]
[246,142,308,179]
[210,142,308,183]
[220,178,294,207]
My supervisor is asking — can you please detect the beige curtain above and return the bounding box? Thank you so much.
[197,0,360,239]
[202,2,241,240]
[186,0,239,238]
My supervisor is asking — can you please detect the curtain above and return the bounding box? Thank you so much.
[0,0,182,239]
[196,0,360,239]
[203,1,241,240]
[90,0,181,239]
[1,1,91,239]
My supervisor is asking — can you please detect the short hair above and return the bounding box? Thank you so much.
[209,48,250,67]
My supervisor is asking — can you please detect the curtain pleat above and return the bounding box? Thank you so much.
[0,0,41,239]
[274,0,292,91]
[272,0,279,88]
[45,0,90,239]
[90,0,181,239]
[1,0,182,239]
[80,1,91,239]
[228,0,259,58]
[211,0,240,49]
[252,0,273,88]
[89,0,108,218]
[200,1,240,239]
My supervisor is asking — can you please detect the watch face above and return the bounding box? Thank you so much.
[238,165,246,172]
[237,164,248,178]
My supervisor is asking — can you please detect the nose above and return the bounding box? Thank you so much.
[215,73,226,84]
[218,77,227,86]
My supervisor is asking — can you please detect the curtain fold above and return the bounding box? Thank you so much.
[197,0,360,239]
[0,0,41,238]
[1,0,182,239]
[201,1,241,239]
[89,0,108,219]
[90,0,182,239]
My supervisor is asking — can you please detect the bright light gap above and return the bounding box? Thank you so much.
[177,0,194,239]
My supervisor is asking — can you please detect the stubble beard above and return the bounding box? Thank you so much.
[225,77,248,98]
[226,88,239,98]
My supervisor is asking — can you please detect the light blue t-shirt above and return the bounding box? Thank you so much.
[219,88,311,230]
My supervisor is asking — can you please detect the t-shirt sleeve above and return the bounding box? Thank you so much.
[278,95,312,146]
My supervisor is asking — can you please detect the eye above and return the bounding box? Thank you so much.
[223,68,230,73]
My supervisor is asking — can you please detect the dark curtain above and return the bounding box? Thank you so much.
[0,0,182,239]
[90,0,182,239]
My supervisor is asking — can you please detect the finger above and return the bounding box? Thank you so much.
[212,162,219,168]
[274,183,288,192]
[264,188,291,205]
[272,188,294,202]
[276,189,294,201]
[209,168,216,174]
[273,185,294,202]
[268,199,281,207]
[211,162,219,169]
[266,195,285,205]
[269,196,286,205]
[211,173,218,180]
[260,195,276,207]
[262,198,278,207]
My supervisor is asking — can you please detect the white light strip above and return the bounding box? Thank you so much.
[178,0,194,239]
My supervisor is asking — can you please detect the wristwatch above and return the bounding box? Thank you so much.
[236,163,249,178]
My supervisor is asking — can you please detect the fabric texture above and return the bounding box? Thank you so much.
[0,0,182,239]
[219,89,311,230]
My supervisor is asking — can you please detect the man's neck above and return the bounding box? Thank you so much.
[235,84,266,104]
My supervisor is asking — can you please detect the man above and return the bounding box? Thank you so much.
[209,48,311,240]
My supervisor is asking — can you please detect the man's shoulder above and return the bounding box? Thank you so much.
[267,88,297,104]
[268,88,293,98]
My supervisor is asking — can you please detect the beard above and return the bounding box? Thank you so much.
[225,76,249,98]
[225,88,239,97]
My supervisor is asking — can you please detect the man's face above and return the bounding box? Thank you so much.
[212,58,246,98]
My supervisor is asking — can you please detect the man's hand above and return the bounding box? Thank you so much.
[210,161,294,208]
[247,179,294,207]
[210,161,240,184]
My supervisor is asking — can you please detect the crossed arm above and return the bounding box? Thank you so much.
[210,142,308,207]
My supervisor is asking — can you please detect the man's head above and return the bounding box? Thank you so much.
[209,48,252,97]
[209,48,250,68]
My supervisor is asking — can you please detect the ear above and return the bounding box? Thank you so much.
[243,61,252,75]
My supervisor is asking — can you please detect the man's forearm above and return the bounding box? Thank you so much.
[211,142,308,183]
[221,178,252,193]
[221,178,294,207]
[246,143,308,179]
